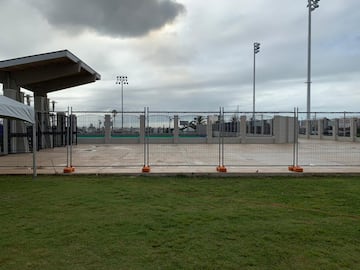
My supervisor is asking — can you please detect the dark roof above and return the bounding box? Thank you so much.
[0,50,101,95]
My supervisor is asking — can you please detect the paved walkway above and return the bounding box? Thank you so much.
[1,140,360,175]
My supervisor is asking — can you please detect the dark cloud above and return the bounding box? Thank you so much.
[30,0,185,37]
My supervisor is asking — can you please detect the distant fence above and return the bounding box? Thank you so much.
[1,110,360,173]
[298,112,360,141]
[75,109,296,144]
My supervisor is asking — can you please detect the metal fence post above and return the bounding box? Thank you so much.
[32,113,37,178]
[142,107,150,172]
[70,107,74,170]
[289,108,303,172]
[64,107,75,173]
[217,107,227,172]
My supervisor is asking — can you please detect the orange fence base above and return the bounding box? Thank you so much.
[63,167,75,173]
[288,166,303,173]
[142,166,151,173]
[216,166,227,173]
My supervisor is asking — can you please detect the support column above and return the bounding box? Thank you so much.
[173,115,179,144]
[350,118,357,142]
[333,119,339,141]
[287,117,295,143]
[274,116,289,144]
[318,119,324,140]
[104,114,111,143]
[3,89,29,153]
[34,95,56,148]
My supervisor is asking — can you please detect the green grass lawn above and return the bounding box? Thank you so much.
[0,175,359,270]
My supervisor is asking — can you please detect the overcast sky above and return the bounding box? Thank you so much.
[0,0,359,113]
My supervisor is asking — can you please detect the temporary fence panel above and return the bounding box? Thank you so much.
[297,112,360,167]
[243,112,275,136]
[111,112,141,138]
[70,110,145,170]
[0,111,67,173]
[2,108,360,174]
[75,111,106,138]
[223,111,296,168]
[147,110,221,168]
[34,112,70,172]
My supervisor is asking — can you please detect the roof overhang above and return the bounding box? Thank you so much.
[0,50,101,95]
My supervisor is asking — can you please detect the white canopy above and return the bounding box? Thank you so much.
[0,95,35,123]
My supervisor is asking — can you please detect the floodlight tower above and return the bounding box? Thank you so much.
[306,0,320,120]
[253,42,260,122]
[116,76,128,129]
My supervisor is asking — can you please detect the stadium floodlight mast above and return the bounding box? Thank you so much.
[116,76,128,129]
[253,42,260,123]
[306,0,320,120]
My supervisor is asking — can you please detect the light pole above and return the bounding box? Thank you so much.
[306,0,320,120]
[116,76,128,129]
[253,42,260,133]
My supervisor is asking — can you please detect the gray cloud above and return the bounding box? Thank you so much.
[30,0,185,37]
[1,0,360,113]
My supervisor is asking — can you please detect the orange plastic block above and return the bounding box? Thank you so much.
[63,167,75,173]
[216,166,227,173]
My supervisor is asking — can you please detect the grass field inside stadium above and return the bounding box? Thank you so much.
[0,175,359,269]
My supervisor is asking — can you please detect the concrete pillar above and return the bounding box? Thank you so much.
[350,118,357,142]
[287,117,295,143]
[240,115,247,143]
[236,118,241,136]
[318,119,324,139]
[34,95,53,149]
[333,119,339,141]
[139,115,145,144]
[173,115,179,144]
[3,89,29,153]
[274,116,289,144]
[104,114,111,143]
[45,98,53,148]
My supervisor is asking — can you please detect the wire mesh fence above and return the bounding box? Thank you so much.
[297,112,360,167]
[147,110,220,168]
[75,111,143,138]
[1,109,360,173]
[76,111,105,138]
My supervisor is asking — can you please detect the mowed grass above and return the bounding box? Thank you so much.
[0,175,359,270]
